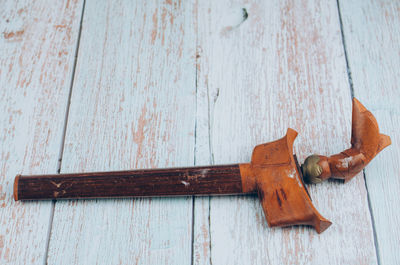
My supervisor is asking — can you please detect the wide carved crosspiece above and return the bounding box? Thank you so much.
[240,129,332,233]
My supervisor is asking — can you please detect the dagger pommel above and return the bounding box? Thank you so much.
[302,98,391,184]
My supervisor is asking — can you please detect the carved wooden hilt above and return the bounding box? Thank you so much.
[238,98,390,233]
[302,98,391,184]
[240,129,332,233]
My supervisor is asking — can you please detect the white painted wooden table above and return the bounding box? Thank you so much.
[1,0,399,264]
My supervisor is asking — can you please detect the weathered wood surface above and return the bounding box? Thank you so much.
[1,0,398,264]
[193,0,378,264]
[0,1,83,264]
[46,0,197,264]
[339,0,400,264]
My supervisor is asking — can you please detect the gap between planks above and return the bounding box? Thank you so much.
[335,0,354,99]
[363,171,382,265]
[43,0,87,264]
[192,6,213,264]
[336,0,380,263]
[191,18,200,265]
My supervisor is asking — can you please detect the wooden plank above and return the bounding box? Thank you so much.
[46,0,197,264]
[194,0,378,264]
[0,0,83,264]
[338,1,400,264]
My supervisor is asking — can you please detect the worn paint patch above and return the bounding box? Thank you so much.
[287,168,296,179]
[181,180,190,187]
[0,0,84,264]
[339,156,353,168]
[3,30,24,41]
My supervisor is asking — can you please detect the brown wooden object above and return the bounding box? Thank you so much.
[14,98,390,233]
[301,98,391,184]
[240,129,332,233]
[14,165,245,200]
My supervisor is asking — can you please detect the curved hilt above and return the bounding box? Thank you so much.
[302,98,391,184]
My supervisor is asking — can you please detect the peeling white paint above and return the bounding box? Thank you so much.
[340,156,353,168]
[0,1,85,264]
[286,168,302,187]
[287,169,296,179]
[181,181,190,187]
[47,1,197,264]
[200,168,209,176]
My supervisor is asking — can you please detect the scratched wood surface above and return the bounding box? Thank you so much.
[193,0,378,264]
[0,1,83,264]
[339,1,400,264]
[46,0,197,264]
[1,0,398,264]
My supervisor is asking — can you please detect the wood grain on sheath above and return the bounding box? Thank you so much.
[15,165,244,200]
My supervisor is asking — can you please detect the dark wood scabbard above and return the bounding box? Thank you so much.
[14,164,247,201]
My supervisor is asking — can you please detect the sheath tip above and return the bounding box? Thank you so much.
[13,175,20,201]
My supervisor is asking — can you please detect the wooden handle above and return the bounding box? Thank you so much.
[14,165,245,201]
[302,98,391,183]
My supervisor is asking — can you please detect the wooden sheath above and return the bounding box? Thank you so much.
[14,164,249,200]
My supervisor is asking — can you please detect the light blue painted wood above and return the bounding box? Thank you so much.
[2,0,396,264]
[0,0,83,264]
[193,0,378,264]
[46,0,197,264]
[339,1,400,264]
